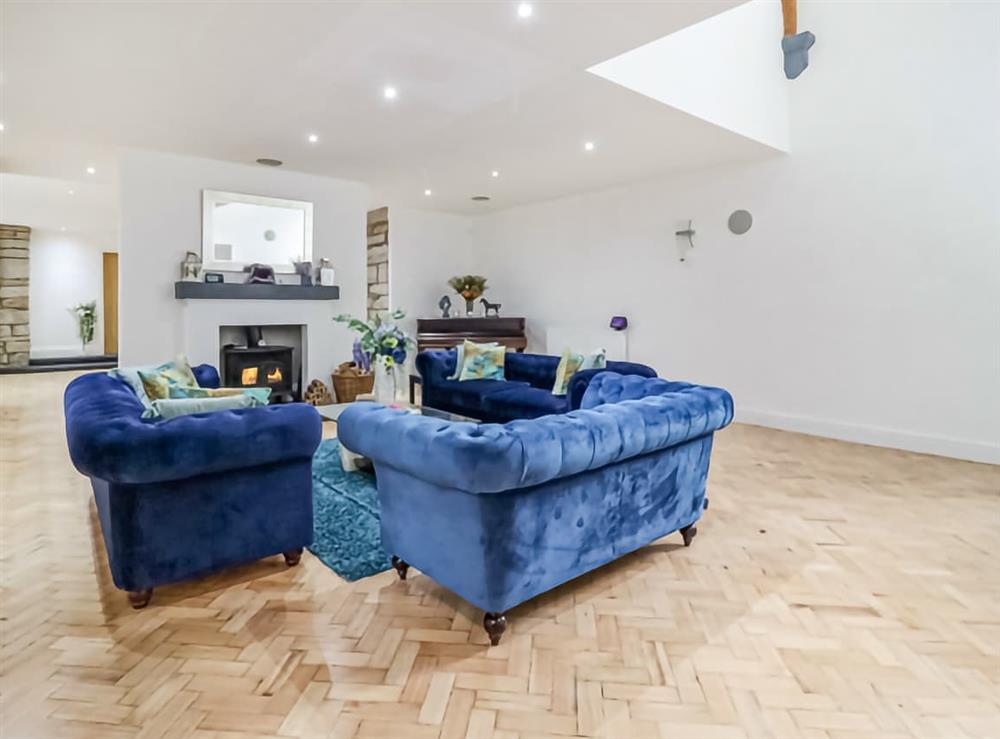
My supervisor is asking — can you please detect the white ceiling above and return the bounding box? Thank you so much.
[0,0,781,213]
[0,173,117,238]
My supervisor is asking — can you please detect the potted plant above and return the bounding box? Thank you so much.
[72,301,98,354]
[447,275,488,316]
[334,309,415,403]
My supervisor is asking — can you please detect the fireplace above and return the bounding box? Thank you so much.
[220,326,299,402]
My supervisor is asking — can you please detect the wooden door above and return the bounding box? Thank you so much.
[102,252,118,356]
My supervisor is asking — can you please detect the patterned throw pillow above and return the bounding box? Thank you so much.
[448,341,498,380]
[110,355,200,418]
[137,368,271,418]
[580,347,608,371]
[164,384,271,405]
[551,348,585,396]
[458,339,506,381]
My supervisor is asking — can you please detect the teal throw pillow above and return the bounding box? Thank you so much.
[151,394,264,419]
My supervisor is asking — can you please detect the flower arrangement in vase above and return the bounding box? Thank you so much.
[334,308,415,403]
[447,275,488,316]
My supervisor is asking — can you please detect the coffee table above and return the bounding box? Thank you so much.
[314,401,478,424]
[315,401,479,471]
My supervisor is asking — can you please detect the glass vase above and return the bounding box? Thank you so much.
[374,358,396,404]
[465,298,476,316]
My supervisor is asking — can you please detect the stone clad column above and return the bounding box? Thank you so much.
[0,224,30,367]
[367,208,389,321]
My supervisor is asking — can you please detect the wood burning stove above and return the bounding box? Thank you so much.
[221,344,296,403]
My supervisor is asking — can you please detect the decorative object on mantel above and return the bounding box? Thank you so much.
[204,272,224,284]
[331,362,374,403]
[294,260,313,286]
[438,295,452,318]
[303,379,334,406]
[318,258,335,287]
[244,263,276,284]
[334,308,414,404]
[480,297,502,317]
[72,301,98,354]
[180,251,202,282]
[447,274,488,316]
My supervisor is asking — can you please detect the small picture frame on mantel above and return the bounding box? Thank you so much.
[204,272,224,284]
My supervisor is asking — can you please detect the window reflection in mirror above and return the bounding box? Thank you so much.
[202,190,312,273]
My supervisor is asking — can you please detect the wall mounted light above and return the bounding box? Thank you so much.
[675,220,695,262]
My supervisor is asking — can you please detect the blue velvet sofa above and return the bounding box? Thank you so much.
[417,349,657,422]
[338,372,734,644]
[64,364,321,608]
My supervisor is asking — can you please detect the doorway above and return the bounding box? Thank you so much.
[102,252,118,356]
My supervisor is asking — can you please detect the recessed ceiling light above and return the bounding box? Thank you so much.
[60,226,67,232]
[307,134,319,143]
[68,190,75,196]
[256,157,283,167]
[424,189,432,196]
[0,123,5,132]
[491,170,500,178]
[86,166,96,174]
[384,86,398,100]
[584,141,595,152]
[517,2,533,19]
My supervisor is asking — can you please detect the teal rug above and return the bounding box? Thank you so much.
[309,439,391,581]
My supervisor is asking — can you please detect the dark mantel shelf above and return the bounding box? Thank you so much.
[174,282,340,301]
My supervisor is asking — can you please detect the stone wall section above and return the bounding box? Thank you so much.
[0,225,31,367]
[366,208,389,321]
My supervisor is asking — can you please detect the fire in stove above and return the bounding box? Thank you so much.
[241,367,258,386]
[267,367,283,384]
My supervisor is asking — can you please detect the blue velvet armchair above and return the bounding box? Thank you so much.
[64,364,321,608]
[417,349,657,422]
[338,371,734,644]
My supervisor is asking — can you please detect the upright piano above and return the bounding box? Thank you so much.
[416,317,527,353]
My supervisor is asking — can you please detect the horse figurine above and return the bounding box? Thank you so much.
[438,295,452,318]
[480,297,502,317]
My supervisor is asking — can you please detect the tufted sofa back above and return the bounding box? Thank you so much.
[580,372,699,408]
[337,372,733,494]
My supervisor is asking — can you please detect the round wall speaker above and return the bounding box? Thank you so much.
[728,209,753,235]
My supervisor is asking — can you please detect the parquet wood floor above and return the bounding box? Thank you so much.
[2,371,998,739]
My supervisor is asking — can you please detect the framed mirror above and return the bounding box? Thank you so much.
[201,190,313,274]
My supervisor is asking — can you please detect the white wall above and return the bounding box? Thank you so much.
[388,206,481,325]
[28,229,116,357]
[381,206,481,374]
[118,149,369,380]
[470,1,1000,463]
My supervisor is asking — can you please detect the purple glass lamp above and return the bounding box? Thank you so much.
[609,316,628,331]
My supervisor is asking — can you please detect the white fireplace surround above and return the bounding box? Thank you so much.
[180,299,340,386]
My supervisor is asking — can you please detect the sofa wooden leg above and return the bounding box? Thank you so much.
[483,612,507,646]
[283,548,303,566]
[391,556,409,581]
[128,589,152,609]
[680,525,698,547]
